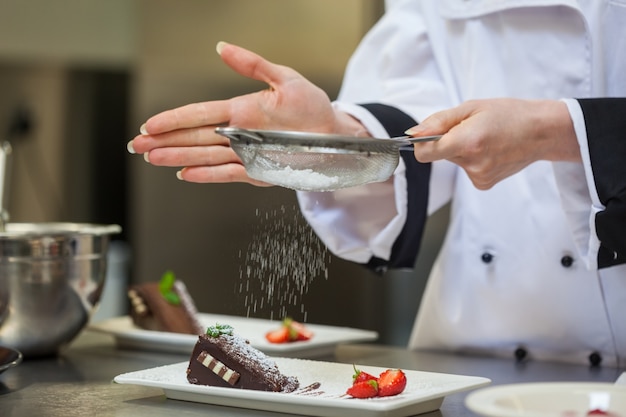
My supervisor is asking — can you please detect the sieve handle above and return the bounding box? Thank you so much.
[392,134,442,151]
[392,135,442,143]
[215,126,265,143]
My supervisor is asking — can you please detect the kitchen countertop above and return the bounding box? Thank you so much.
[0,330,623,417]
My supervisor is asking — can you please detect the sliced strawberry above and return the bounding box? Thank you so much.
[352,364,377,384]
[266,318,313,343]
[346,379,379,398]
[290,320,313,341]
[377,369,407,397]
[265,327,290,343]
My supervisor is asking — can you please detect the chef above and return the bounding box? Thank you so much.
[128,0,626,366]
[297,0,626,366]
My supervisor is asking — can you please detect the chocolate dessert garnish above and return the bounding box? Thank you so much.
[196,350,240,386]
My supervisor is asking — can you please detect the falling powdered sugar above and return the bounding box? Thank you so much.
[237,204,331,321]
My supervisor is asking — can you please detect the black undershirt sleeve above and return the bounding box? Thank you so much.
[577,98,626,268]
[358,103,431,273]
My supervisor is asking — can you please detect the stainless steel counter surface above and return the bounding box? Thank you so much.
[0,330,623,417]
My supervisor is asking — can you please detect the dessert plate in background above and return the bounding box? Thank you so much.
[90,313,378,358]
[114,358,491,417]
[465,382,626,417]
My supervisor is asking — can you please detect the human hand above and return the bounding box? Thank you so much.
[127,42,350,185]
[405,98,581,189]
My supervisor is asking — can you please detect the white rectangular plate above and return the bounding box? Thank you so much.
[90,313,378,358]
[114,358,491,417]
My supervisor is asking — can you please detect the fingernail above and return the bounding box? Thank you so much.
[176,170,183,180]
[143,152,150,163]
[216,41,227,55]
[404,126,422,136]
[126,140,136,154]
[140,123,148,135]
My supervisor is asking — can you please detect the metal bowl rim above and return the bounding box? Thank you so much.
[0,346,23,373]
[0,223,121,238]
[219,126,404,151]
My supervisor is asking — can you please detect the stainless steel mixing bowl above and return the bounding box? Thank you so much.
[0,222,121,357]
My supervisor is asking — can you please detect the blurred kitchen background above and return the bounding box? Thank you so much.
[0,0,449,346]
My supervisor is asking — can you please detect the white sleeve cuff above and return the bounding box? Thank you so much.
[297,155,408,264]
[553,99,605,270]
[332,101,393,138]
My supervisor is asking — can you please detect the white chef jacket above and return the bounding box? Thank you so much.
[297,0,626,366]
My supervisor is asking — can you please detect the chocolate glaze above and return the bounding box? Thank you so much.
[292,382,323,396]
[186,333,299,393]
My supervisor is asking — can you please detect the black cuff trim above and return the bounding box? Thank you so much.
[359,103,431,273]
[578,98,626,268]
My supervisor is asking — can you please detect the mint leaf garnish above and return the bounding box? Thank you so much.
[206,323,234,337]
[158,270,180,305]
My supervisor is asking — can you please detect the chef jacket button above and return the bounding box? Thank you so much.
[560,255,574,268]
[589,351,602,367]
[481,252,494,264]
[514,347,527,362]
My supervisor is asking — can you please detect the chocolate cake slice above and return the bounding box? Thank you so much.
[187,324,299,392]
[128,273,203,335]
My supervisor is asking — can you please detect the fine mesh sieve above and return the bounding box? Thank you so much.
[216,127,441,192]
